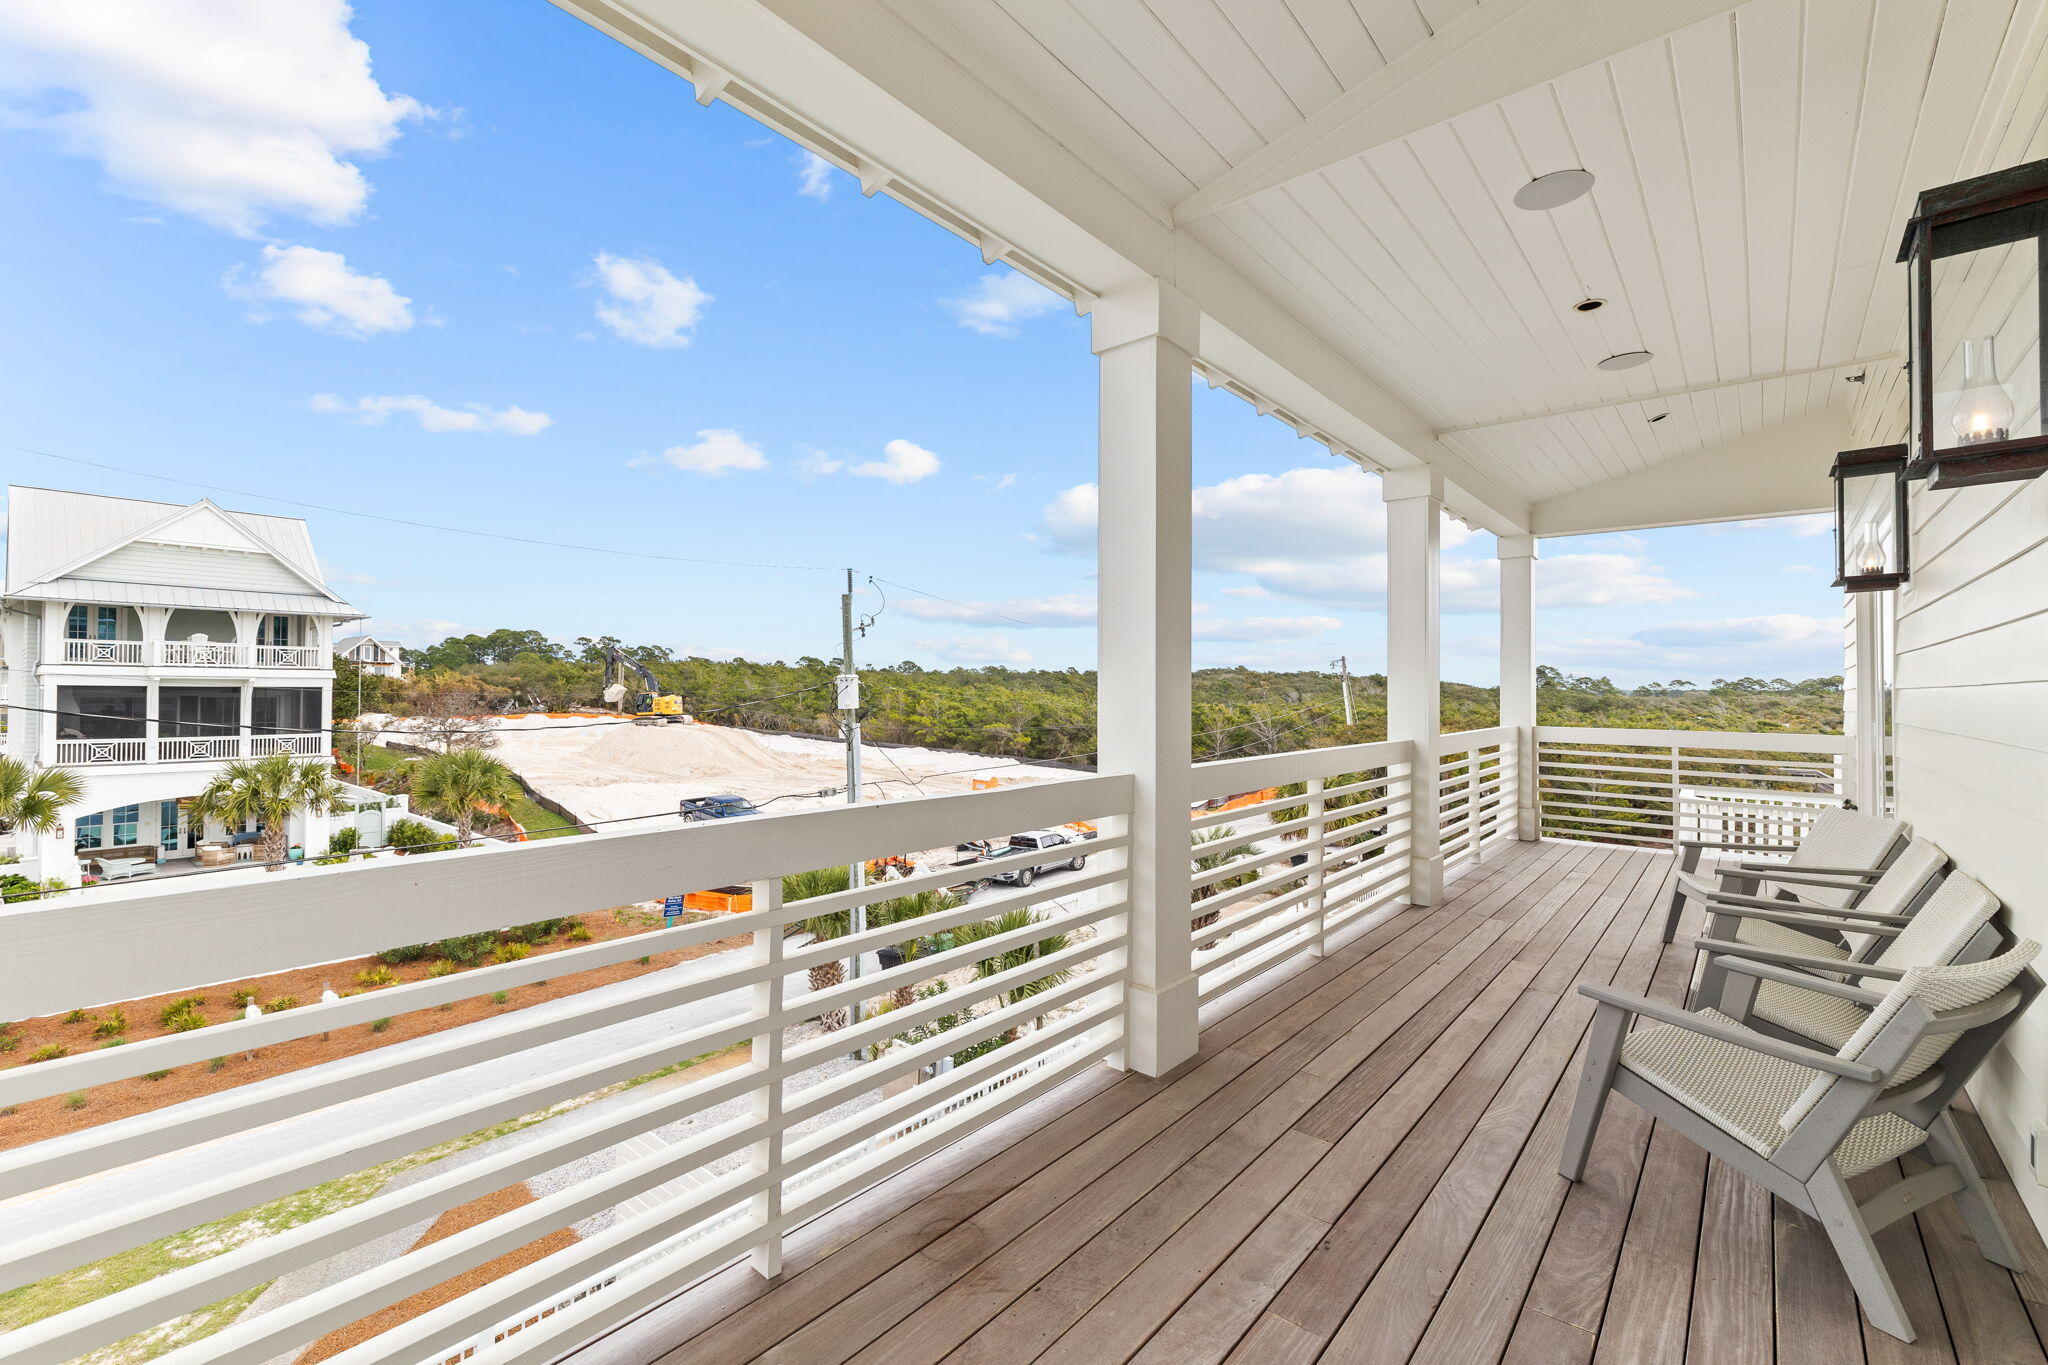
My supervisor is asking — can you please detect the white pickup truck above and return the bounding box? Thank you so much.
[953,827,1093,890]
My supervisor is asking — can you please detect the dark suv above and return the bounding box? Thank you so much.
[678,794,762,821]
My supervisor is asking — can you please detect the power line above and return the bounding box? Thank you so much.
[868,576,1038,629]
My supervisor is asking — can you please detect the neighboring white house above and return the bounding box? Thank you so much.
[0,486,364,886]
[332,634,406,678]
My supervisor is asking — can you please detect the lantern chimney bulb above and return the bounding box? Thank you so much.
[1854,523,1886,576]
[1950,336,2015,445]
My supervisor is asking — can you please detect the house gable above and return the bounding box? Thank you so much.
[33,499,340,602]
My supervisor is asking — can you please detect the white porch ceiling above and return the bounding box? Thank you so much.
[564,0,2048,529]
[911,0,2048,509]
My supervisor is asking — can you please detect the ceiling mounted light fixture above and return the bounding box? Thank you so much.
[1647,412,1669,423]
[1573,297,1606,312]
[1596,350,1653,371]
[1513,168,1595,210]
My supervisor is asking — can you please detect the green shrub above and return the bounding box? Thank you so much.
[64,1093,87,1110]
[264,996,299,1013]
[325,825,362,857]
[491,941,532,963]
[62,1008,87,1024]
[207,1057,226,1073]
[378,943,432,965]
[427,959,459,978]
[160,1003,208,1033]
[434,933,497,966]
[490,990,509,1005]
[0,1036,16,1053]
[636,955,652,966]
[565,922,593,942]
[782,866,853,903]
[355,965,400,989]
[369,1017,392,1033]
[386,817,454,855]
[28,1044,69,1063]
[144,1069,171,1081]
[157,996,205,1027]
[99,1039,127,1049]
[230,989,260,1008]
[92,1010,127,1038]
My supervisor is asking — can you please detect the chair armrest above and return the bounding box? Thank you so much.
[1698,903,1904,938]
[1681,839,1799,854]
[1576,984,1884,1080]
[1698,889,1907,922]
[1732,861,1884,880]
[1688,937,1908,982]
[1706,952,1890,1005]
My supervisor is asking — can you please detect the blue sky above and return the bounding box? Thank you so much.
[0,1,1844,687]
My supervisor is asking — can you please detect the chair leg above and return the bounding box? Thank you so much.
[1807,1166,1915,1342]
[1559,1006,1628,1182]
[1925,1112,2025,1271]
[1688,909,1742,1010]
[1661,845,1702,943]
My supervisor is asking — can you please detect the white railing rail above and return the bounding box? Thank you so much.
[1435,725,1517,872]
[250,732,325,757]
[51,734,327,765]
[1186,738,1414,1003]
[254,644,323,668]
[1533,725,1848,850]
[53,737,147,765]
[159,640,248,668]
[61,638,145,664]
[157,735,239,762]
[0,775,1133,1365]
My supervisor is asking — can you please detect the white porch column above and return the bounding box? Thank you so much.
[1384,466,1445,905]
[1847,592,1887,812]
[1094,278,1199,1078]
[1497,533,1538,840]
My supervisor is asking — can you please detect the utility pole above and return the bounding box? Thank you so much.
[1333,655,1355,728]
[839,570,866,1027]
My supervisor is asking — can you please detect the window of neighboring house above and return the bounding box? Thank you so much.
[160,800,182,850]
[55,686,146,738]
[259,615,295,647]
[64,605,122,640]
[75,805,141,851]
[74,810,103,850]
[111,804,140,846]
[160,688,238,738]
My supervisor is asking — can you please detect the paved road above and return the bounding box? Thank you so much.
[1,862,1105,1242]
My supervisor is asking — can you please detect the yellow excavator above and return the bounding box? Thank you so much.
[602,649,690,725]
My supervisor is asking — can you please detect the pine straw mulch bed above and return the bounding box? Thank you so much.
[0,907,750,1151]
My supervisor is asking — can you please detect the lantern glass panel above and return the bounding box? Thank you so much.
[1841,473,1898,578]
[1926,203,2044,459]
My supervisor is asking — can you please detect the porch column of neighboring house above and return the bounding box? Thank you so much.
[144,680,160,755]
[138,605,168,665]
[37,603,63,765]
[239,680,255,760]
[1384,466,1445,905]
[1497,534,1538,840]
[1847,592,1888,813]
[1094,278,1200,1078]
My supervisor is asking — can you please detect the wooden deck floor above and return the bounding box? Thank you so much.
[576,838,2048,1365]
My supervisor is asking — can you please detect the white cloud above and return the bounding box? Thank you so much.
[1537,553,1694,608]
[898,593,1095,628]
[853,438,941,485]
[647,428,767,476]
[915,633,1033,666]
[941,270,1065,336]
[795,151,834,201]
[795,447,845,478]
[1192,615,1343,643]
[590,251,710,348]
[312,392,551,435]
[229,244,413,337]
[1542,614,1839,677]
[358,617,464,647]
[1707,513,1832,537]
[0,0,424,234]
[975,473,1019,492]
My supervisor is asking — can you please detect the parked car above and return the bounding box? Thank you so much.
[678,794,761,821]
[985,827,1092,888]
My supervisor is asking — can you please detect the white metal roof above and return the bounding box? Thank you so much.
[9,577,367,619]
[4,486,332,595]
[559,0,2048,533]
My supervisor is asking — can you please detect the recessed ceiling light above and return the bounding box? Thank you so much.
[1647,412,1669,423]
[1513,168,1595,210]
[1573,297,1607,312]
[1597,350,1654,371]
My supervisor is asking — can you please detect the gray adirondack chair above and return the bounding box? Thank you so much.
[1695,860,2005,1043]
[1560,941,2040,1341]
[1684,835,1951,1010]
[1660,807,1907,943]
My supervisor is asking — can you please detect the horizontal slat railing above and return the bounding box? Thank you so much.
[1187,739,1414,1003]
[0,776,1132,1365]
[1533,724,1847,851]
[1435,726,1516,873]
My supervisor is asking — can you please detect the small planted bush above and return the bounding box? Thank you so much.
[92,1010,127,1038]
[386,817,454,855]
[0,1037,17,1053]
[511,918,573,944]
[264,996,299,1013]
[427,959,459,978]
[144,1069,172,1081]
[491,941,532,963]
[435,933,497,967]
[230,989,260,1009]
[159,1000,208,1032]
[490,990,509,1005]
[355,965,400,989]
[565,922,593,942]
[369,1017,392,1033]
[378,943,432,966]
[28,1044,69,1063]
[207,1057,226,1073]
[64,1094,87,1110]
[62,1008,87,1025]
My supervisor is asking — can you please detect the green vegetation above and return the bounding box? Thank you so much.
[191,755,348,868]
[411,749,523,846]
[384,816,453,855]
[378,631,1844,767]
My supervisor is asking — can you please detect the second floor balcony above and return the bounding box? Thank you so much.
[51,604,328,671]
[58,637,325,669]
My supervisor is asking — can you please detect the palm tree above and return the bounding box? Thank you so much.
[871,889,958,1010]
[0,755,84,838]
[956,908,1073,1039]
[192,754,346,867]
[411,750,523,847]
[1191,825,1255,945]
[782,866,856,1029]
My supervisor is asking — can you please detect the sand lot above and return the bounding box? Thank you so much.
[372,714,1081,827]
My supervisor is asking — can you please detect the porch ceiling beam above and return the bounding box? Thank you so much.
[552,0,1532,535]
[1172,0,1744,225]
[1434,354,1901,437]
[1529,406,1849,536]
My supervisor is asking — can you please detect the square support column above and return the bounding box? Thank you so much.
[1384,466,1444,905]
[1497,533,1538,840]
[1094,279,1200,1078]
[1847,592,1887,813]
